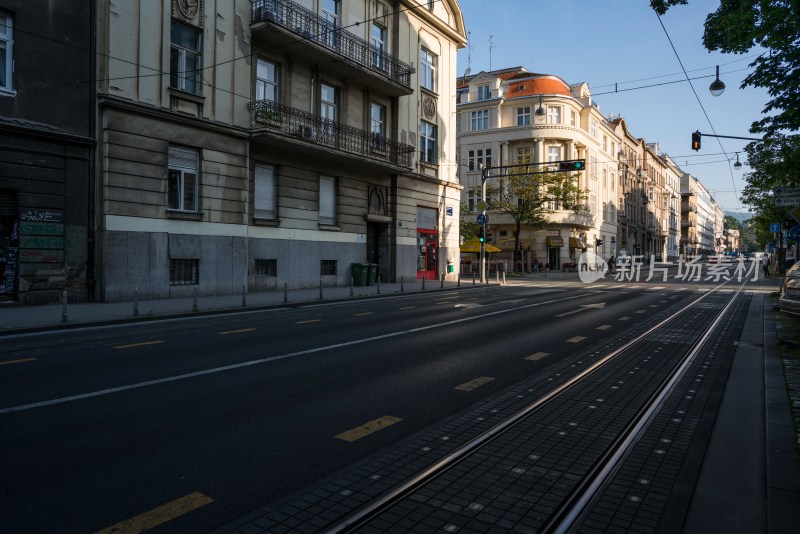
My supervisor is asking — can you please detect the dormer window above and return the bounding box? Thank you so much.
[477,85,490,100]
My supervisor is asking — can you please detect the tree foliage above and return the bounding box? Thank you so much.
[486,168,586,267]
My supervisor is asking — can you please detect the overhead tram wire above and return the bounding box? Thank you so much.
[655,12,743,211]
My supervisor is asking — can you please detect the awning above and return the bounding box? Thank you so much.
[569,237,587,249]
[460,237,502,253]
[546,236,564,247]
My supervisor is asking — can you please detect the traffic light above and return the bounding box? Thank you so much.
[486,231,493,243]
[478,227,485,243]
[559,160,586,171]
[691,131,701,151]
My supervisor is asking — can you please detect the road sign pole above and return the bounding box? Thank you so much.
[480,166,488,284]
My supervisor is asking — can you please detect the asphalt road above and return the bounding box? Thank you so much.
[0,279,723,533]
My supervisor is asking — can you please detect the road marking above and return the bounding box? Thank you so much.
[295,319,321,324]
[399,306,415,310]
[634,310,646,314]
[0,357,37,366]
[218,328,256,335]
[94,492,213,534]
[648,305,659,308]
[353,312,373,317]
[596,325,612,330]
[526,352,550,361]
[335,416,402,442]
[114,340,165,349]
[619,316,631,321]
[555,302,606,318]
[0,292,597,415]
[567,336,587,343]
[455,376,495,391]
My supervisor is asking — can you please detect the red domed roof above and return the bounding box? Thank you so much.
[506,76,572,97]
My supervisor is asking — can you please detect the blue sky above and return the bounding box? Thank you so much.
[455,0,770,215]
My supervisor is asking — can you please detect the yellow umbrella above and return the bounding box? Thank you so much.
[460,237,502,253]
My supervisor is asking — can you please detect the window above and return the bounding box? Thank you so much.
[515,145,531,164]
[602,167,607,188]
[590,155,598,180]
[168,146,199,212]
[0,11,12,92]
[371,22,386,71]
[254,163,276,219]
[590,119,597,138]
[254,259,277,277]
[468,148,492,171]
[170,259,199,285]
[570,110,577,127]
[470,109,488,131]
[320,83,337,145]
[477,85,490,100]
[320,260,338,276]
[319,175,336,225]
[610,142,615,157]
[517,107,531,126]
[603,135,608,153]
[420,48,436,92]
[547,106,561,124]
[321,0,339,47]
[427,0,434,10]
[256,59,278,101]
[547,146,560,162]
[420,120,437,164]
[170,22,201,95]
[611,172,615,191]
[468,187,479,211]
[370,102,386,150]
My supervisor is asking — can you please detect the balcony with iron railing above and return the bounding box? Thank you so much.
[251,0,415,96]
[248,99,415,169]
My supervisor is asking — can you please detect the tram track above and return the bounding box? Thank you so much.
[318,280,748,533]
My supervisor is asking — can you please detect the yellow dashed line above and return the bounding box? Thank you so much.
[454,376,495,391]
[335,416,402,442]
[218,328,256,335]
[94,492,213,534]
[295,319,321,325]
[114,340,165,349]
[353,312,373,317]
[0,357,37,366]
[526,352,550,361]
[566,336,587,343]
[596,325,612,330]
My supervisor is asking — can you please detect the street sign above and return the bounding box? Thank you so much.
[774,187,800,197]
[770,223,781,232]
[476,213,486,225]
[790,225,800,241]
[477,199,488,212]
[791,205,800,224]
[775,196,800,206]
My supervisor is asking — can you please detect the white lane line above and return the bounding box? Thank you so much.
[1,292,597,414]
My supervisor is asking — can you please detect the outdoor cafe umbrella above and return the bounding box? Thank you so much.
[460,237,502,253]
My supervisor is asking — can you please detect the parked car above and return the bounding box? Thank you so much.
[778,261,800,318]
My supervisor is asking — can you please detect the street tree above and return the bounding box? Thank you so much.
[486,167,586,271]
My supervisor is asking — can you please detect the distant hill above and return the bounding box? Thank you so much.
[725,211,752,223]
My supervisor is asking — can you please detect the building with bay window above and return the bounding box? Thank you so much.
[94,0,466,301]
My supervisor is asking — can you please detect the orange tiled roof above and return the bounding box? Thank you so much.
[506,77,572,97]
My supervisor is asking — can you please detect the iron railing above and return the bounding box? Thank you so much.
[249,99,415,168]
[251,0,414,89]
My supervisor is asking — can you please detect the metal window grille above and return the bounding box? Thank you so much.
[170,259,199,285]
[320,260,337,276]
[254,259,277,277]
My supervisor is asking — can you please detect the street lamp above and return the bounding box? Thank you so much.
[709,65,725,96]
[733,152,742,170]
[535,94,546,117]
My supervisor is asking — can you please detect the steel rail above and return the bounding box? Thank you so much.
[324,280,739,533]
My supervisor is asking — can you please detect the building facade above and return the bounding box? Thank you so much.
[456,67,618,271]
[95,0,466,301]
[0,1,96,304]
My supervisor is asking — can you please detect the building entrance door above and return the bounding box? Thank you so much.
[417,230,438,280]
[548,247,560,271]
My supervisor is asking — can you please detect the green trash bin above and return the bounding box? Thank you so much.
[366,264,377,286]
[351,263,368,287]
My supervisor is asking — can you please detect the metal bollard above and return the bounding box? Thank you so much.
[377,275,381,295]
[422,276,426,290]
[472,271,475,285]
[350,277,354,297]
[319,279,323,300]
[193,286,198,312]
[401,276,404,293]
[502,272,506,285]
[440,273,444,288]
[242,283,247,307]
[284,281,288,303]
[458,274,461,287]
[61,289,68,322]
[496,270,499,284]
[133,288,139,317]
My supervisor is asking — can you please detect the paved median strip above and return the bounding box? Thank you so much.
[335,416,402,442]
[525,352,550,362]
[113,341,165,349]
[94,491,213,534]
[455,376,495,391]
[0,357,37,366]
